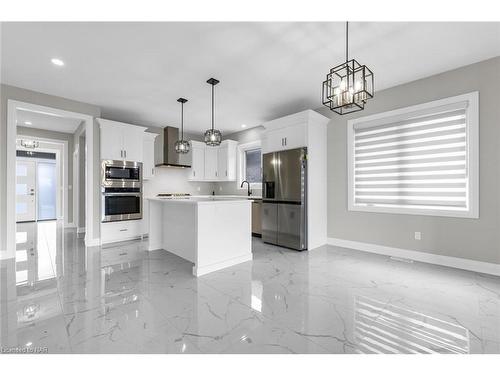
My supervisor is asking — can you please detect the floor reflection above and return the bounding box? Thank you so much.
[354,296,470,354]
[1,224,499,354]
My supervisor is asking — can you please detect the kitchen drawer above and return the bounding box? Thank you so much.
[101,219,143,244]
[101,244,143,267]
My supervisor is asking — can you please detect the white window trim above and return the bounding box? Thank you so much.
[237,140,262,189]
[347,91,479,219]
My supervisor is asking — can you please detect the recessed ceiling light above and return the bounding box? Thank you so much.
[51,58,65,66]
[241,124,247,128]
[24,121,32,125]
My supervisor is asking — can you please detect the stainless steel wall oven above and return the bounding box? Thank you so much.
[101,160,143,222]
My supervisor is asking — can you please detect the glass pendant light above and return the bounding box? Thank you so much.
[174,97,190,154]
[204,78,222,146]
[20,140,39,149]
[322,22,374,115]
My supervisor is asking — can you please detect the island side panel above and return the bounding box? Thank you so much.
[162,202,197,263]
[194,201,252,276]
[147,200,163,251]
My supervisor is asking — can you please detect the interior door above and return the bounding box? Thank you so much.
[276,148,305,202]
[16,160,37,222]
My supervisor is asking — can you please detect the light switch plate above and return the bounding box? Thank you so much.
[414,231,422,240]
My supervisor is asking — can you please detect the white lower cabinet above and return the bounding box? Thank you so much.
[101,220,143,245]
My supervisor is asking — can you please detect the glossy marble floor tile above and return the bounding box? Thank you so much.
[1,220,499,354]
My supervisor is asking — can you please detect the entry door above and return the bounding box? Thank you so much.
[16,160,36,222]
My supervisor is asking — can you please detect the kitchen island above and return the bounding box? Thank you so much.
[147,196,253,276]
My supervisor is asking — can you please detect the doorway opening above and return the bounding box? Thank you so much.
[15,149,58,223]
[5,100,96,261]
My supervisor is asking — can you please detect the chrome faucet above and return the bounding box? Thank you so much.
[240,180,252,196]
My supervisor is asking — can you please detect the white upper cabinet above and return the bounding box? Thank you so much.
[143,132,158,180]
[204,147,218,180]
[217,140,238,181]
[98,118,147,162]
[100,124,123,161]
[188,141,206,181]
[262,122,306,153]
[188,140,238,181]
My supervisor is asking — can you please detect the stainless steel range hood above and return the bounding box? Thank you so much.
[155,126,191,168]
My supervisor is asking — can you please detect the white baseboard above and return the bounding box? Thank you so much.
[193,253,253,277]
[327,237,500,277]
[77,227,86,234]
[84,237,100,247]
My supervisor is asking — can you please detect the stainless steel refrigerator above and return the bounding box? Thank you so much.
[262,147,307,250]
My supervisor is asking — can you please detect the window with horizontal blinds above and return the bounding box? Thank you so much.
[348,92,479,218]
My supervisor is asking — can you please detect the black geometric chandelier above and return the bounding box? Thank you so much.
[322,22,374,115]
[204,78,222,146]
[174,97,190,154]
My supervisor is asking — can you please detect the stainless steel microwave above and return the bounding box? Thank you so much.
[101,160,142,188]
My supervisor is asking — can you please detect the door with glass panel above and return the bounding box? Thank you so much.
[37,162,57,220]
[16,160,36,222]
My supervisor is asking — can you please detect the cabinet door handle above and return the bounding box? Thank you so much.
[193,170,196,177]
[120,150,123,158]
[225,170,227,177]
[124,150,127,158]
[284,137,287,146]
[152,168,154,176]
[119,229,128,232]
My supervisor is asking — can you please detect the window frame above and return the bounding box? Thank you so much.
[237,140,262,189]
[347,91,479,219]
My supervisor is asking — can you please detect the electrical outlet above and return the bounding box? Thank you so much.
[197,186,201,192]
[414,231,421,240]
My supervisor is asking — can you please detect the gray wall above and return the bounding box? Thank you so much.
[0,84,101,256]
[317,57,500,264]
[216,126,265,196]
[16,125,76,223]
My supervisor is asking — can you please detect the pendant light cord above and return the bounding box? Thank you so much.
[181,101,184,140]
[211,83,215,131]
[345,21,349,63]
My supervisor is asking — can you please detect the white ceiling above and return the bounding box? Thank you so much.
[2,22,499,134]
[16,109,83,134]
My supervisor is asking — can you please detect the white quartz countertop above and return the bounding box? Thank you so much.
[146,195,256,204]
